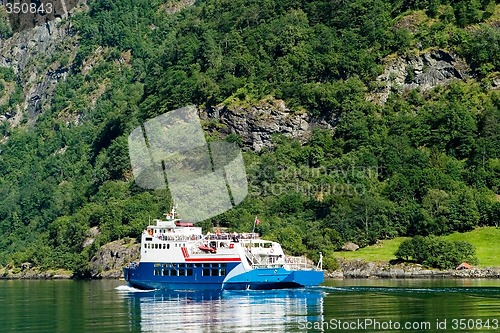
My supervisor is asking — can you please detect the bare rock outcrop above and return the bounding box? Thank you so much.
[369,49,470,105]
[202,98,334,151]
[342,242,360,251]
[0,8,78,126]
[90,238,140,279]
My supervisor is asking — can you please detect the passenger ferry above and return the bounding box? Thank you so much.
[123,208,324,290]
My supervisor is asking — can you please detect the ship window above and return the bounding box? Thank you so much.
[187,269,193,276]
[202,263,209,268]
[162,269,167,276]
[146,237,152,241]
[178,269,185,276]
[202,269,210,276]
[154,244,158,249]
[221,263,227,267]
[169,269,175,276]
[163,244,166,249]
[167,244,170,249]
[154,269,160,276]
[211,269,219,276]
[179,263,185,268]
[220,268,226,276]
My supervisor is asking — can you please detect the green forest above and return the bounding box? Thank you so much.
[0,0,499,274]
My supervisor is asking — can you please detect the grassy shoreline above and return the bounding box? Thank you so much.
[334,227,500,268]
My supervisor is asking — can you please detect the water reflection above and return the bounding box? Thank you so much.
[117,287,325,332]
[117,280,500,333]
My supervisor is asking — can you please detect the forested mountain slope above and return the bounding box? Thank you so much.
[0,0,498,275]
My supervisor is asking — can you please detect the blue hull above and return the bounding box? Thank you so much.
[124,262,324,291]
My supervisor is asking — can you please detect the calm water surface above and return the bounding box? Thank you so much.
[1,279,499,332]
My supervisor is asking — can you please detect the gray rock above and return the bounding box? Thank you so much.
[368,49,470,105]
[342,242,360,251]
[90,238,140,279]
[202,98,334,152]
[0,10,77,127]
[491,76,500,90]
[21,262,32,271]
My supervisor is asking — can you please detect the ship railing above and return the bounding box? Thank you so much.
[250,256,287,269]
[244,249,263,266]
[206,232,259,241]
[187,233,229,254]
[152,234,204,242]
[251,263,285,269]
[284,256,318,271]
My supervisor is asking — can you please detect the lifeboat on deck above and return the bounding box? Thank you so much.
[199,245,216,253]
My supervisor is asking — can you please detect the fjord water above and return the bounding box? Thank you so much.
[1,279,499,332]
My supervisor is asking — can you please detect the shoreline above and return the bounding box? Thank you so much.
[328,260,500,279]
[2,261,500,280]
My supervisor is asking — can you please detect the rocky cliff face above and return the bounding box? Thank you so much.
[202,99,334,151]
[368,49,471,104]
[0,11,78,126]
[205,51,474,151]
[6,0,79,34]
[89,238,140,278]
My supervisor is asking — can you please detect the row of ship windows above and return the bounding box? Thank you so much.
[145,243,188,249]
[153,268,227,277]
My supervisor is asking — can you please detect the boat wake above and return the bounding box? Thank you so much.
[115,284,152,293]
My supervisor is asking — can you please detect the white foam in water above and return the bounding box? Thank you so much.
[115,284,152,293]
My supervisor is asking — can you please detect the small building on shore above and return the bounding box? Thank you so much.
[455,262,471,270]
